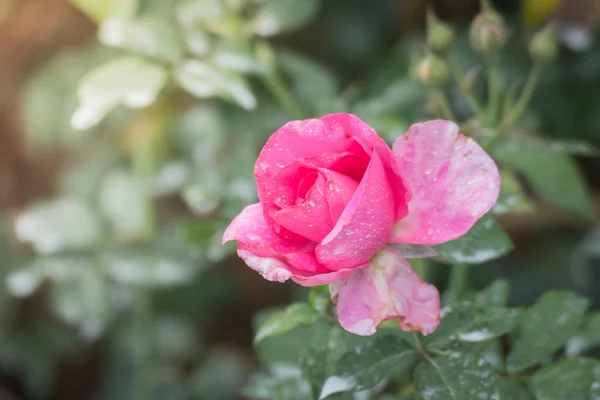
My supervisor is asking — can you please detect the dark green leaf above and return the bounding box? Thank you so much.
[507,291,589,373]
[492,137,593,220]
[492,169,535,215]
[565,312,600,357]
[433,215,513,264]
[254,303,319,344]
[477,279,510,308]
[319,335,418,399]
[499,379,532,400]
[252,0,320,37]
[415,344,502,400]
[243,369,312,400]
[531,357,600,400]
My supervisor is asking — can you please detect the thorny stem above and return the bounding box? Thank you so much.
[503,62,542,128]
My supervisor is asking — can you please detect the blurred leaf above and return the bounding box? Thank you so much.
[251,0,320,37]
[278,49,339,114]
[174,60,257,109]
[550,139,600,156]
[72,0,137,22]
[98,17,183,62]
[531,357,600,400]
[255,303,319,344]
[319,335,418,399]
[243,366,312,400]
[6,267,43,298]
[151,161,191,197]
[103,250,196,288]
[184,218,232,261]
[433,215,513,264]
[212,39,269,74]
[499,378,533,400]
[176,0,234,37]
[415,344,502,400]
[182,170,223,215]
[308,286,330,314]
[190,348,251,399]
[492,137,594,220]
[492,169,535,215]
[72,56,167,130]
[507,291,589,373]
[477,279,511,308]
[565,312,600,357]
[14,197,102,255]
[173,104,225,166]
[99,170,151,241]
[49,271,111,340]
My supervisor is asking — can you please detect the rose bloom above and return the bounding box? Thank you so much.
[223,113,499,336]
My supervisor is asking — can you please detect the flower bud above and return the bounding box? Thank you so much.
[529,25,558,62]
[427,11,455,51]
[469,11,506,53]
[416,54,448,87]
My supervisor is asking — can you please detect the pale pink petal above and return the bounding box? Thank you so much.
[390,120,500,245]
[330,247,440,336]
[388,243,438,259]
[321,113,410,220]
[223,203,324,275]
[316,152,395,271]
[237,249,293,282]
[291,268,354,287]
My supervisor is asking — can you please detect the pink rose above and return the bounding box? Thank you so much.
[223,113,500,336]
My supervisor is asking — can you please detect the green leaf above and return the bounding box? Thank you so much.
[565,312,600,357]
[98,17,183,62]
[99,170,152,241]
[477,279,510,308]
[254,303,319,344]
[243,368,312,400]
[531,358,600,400]
[426,301,520,348]
[71,0,137,22]
[252,0,320,37]
[174,60,257,110]
[212,39,269,74]
[308,286,330,314]
[492,169,535,215]
[319,335,418,399]
[14,197,102,255]
[499,379,532,400]
[72,56,167,129]
[506,291,589,373]
[433,215,513,264]
[415,344,502,400]
[492,137,593,220]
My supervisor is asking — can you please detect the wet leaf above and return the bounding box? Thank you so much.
[243,366,312,400]
[492,137,593,220]
[415,344,502,400]
[477,279,511,308]
[507,291,589,373]
[565,312,600,357]
[254,303,319,344]
[531,357,600,400]
[319,335,418,399]
[492,169,535,215]
[433,215,513,264]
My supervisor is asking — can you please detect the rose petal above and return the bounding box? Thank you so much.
[319,169,359,223]
[223,203,324,274]
[291,268,353,287]
[330,247,440,336]
[321,113,410,220]
[316,152,395,270]
[390,120,500,245]
[272,175,333,242]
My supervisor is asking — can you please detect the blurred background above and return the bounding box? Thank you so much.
[0,0,600,399]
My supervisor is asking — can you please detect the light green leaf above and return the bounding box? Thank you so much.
[252,0,320,36]
[98,17,183,62]
[212,39,269,74]
[507,291,589,373]
[14,197,102,255]
[99,170,152,241]
[72,56,167,130]
[433,215,513,264]
[415,344,502,400]
[319,335,418,399]
[174,60,257,109]
[531,358,600,400]
[565,312,600,357]
[255,303,319,344]
[71,0,137,22]
[492,137,593,220]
